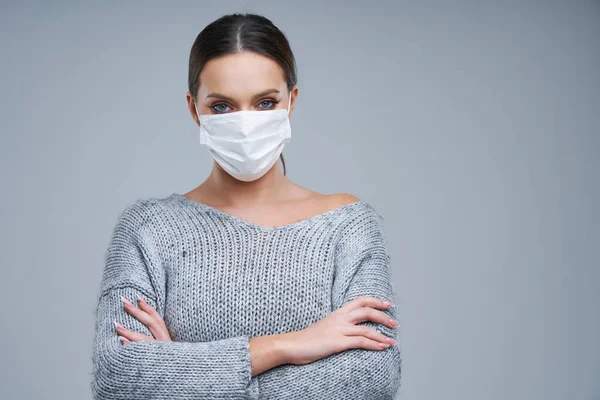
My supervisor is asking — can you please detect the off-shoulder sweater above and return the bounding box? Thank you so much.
[91,192,402,399]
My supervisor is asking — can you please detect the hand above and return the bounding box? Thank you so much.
[281,296,399,365]
[113,295,172,344]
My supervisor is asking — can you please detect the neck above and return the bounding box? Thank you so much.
[202,161,289,207]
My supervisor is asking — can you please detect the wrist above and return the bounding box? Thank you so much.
[249,332,295,375]
[270,332,294,365]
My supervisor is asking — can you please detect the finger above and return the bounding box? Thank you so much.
[122,296,170,341]
[114,321,155,342]
[122,297,156,328]
[348,307,399,329]
[136,295,162,321]
[118,335,131,345]
[136,296,172,341]
[345,334,392,351]
[339,295,393,312]
[343,325,397,345]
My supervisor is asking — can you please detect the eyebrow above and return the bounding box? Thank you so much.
[206,88,281,102]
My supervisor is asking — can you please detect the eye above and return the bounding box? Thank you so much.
[210,103,231,113]
[257,99,277,109]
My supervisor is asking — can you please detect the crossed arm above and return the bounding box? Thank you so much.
[91,203,401,399]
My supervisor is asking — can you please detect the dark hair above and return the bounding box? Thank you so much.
[188,13,297,176]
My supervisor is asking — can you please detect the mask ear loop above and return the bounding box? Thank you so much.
[287,91,292,116]
[193,99,201,122]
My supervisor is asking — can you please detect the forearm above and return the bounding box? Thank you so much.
[257,329,401,400]
[92,286,259,399]
[249,333,290,375]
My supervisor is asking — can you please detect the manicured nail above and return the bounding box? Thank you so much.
[379,342,391,348]
[113,320,123,329]
[121,296,133,307]
[389,318,400,327]
[137,295,145,304]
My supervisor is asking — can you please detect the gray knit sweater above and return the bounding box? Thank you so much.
[91,193,402,399]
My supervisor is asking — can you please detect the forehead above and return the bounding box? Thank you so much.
[198,52,286,98]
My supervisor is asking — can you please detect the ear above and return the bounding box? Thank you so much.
[288,85,299,118]
[186,92,200,126]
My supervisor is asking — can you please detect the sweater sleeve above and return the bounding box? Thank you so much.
[255,204,402,400]
[90,201,259,400]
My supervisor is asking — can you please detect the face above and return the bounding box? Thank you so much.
[186,52,298,124]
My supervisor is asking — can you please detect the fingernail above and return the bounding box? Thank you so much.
[121,296,133,307]
[383,300,392,306]
[137,295,145,303]
[113,320,123,329]
[389,318,400,327]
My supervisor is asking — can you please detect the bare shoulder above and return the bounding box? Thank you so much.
[285,182,361,213]
[323,192,361,209]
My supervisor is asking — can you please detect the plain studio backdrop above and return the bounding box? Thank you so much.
[1,1,598,399]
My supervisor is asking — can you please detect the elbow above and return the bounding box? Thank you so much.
[380,345,402,398]
[335,345,402,399]
[363,345,402,399]
[91,338,136,399]
[382,345,402,397]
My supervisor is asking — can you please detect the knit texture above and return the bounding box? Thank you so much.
[91,193,402,399]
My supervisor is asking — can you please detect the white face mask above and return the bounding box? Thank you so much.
[194,93,292,182]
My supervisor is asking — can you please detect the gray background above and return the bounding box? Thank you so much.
[0,1,598,399]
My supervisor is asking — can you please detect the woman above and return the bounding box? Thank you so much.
[91,12,402,400]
